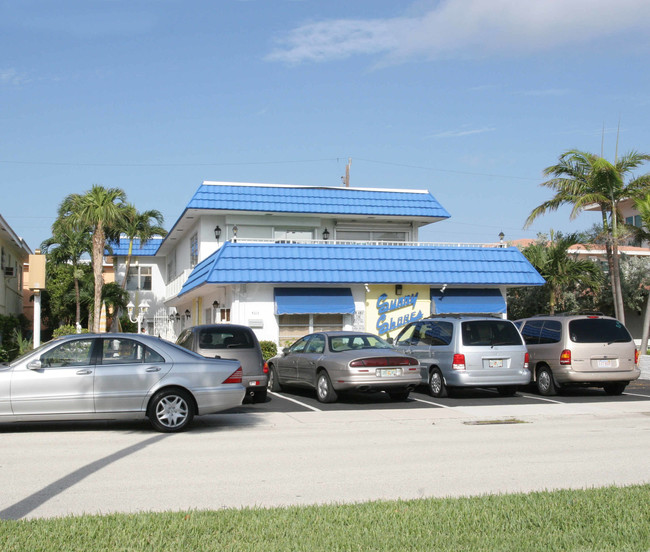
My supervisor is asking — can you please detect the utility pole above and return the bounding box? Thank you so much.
[344,157,351,187]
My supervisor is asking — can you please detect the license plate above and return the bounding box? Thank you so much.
[377,368,402,377]
[597,359,612,368]
[488,359,503,368]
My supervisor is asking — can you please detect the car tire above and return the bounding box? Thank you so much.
[603,382,627,395]
[252,387,268,403]
[496,386,518,397]
[148,388,194,433]
[268,364,283,392]
[316,371,338,403]
[536,366,557,396]
[429,368,448,398]
[387,389,410,401]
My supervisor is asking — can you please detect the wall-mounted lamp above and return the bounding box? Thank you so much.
[440,284,447,293]
[499,231,505,247]
[184,309,191,320]
[364,283,370,293]
[212,300,220,309]
[214,225,221,241]
[395,284,403,296]
[232,225,238,242]
[175,313,181,322]
[168,313,176,322]
[322,228,330,241]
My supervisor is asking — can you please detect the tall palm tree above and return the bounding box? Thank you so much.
[41,217,92,328]
[525,149,650,324]
[58,185,127,333]
[522,231,603,315]
[120,204,167,289]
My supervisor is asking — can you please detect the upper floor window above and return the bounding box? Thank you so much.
[336,230,408,242]
[190,233,198,267]
[126,266,152,291]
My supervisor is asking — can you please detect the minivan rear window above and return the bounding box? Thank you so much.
[198,328,254,349]
[461,321,523,346]
[569,319,632,343]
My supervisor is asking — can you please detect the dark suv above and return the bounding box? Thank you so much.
[176,324,269,402]
[515,314,640,395]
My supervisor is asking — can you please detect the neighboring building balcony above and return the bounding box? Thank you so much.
[166,268,193,302]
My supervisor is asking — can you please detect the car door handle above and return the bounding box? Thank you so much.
[76,369,92,375]
[146,367,161,372]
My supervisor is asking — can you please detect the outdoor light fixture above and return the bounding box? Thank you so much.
[175,313,181,322]
[395,284,403,296]
[499,231,505,247]
[126,300,149,333]
[322,228,330,241]
[168,313,175,322]
[185,309,191,320]
[232,225,238,238]
[212,300,219,309]
[214,225,221,241]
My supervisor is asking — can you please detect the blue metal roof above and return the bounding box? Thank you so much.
[109,237,163,256]
[186,182,451,219]
[179,242,544,296]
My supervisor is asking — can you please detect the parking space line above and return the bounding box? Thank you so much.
[268,391,322,412]
[412,397,454,409]
[519,393,564,404]
[623,392,650,398]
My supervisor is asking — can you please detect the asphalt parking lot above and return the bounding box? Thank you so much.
[233,378,650,414]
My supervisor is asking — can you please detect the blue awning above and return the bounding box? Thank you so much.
[431,288,506,314]
[275,288,355,315]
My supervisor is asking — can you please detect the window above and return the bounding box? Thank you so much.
[421,322,453,346]
[190,233,198,267]
[41,339,94,367]
[539,321,562,344]
[461,321,523,346]
[278,314,343,344]
[289,336,310,354]
[569,319,632,343]
[101,338,164,364]
[274,228,314,242]
[167,253,176,282]
[126,266,152,291]
[305,334,326,354]
[336,230,408,242]
[198,328,254,350]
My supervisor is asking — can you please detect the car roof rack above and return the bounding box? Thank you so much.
[425,313,504,319]
[531,311,606,317]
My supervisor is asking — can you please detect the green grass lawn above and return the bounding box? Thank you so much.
[1,485,648,551]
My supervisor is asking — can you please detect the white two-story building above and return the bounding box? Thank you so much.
[112,181,544,345]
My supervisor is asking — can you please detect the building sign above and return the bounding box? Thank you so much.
[365,285,430,337]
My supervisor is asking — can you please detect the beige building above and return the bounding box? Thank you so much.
[0,214,32,317]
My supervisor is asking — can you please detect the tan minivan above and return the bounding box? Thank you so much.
[515,314,640,396]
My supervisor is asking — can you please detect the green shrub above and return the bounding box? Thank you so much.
[259,340,277,360]
[52,325,89,339]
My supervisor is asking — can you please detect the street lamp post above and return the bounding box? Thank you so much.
[126,300,150,333]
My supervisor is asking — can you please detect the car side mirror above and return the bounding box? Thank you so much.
[214,355,221,359]
[27,359,42,370]
[386,337,394,344]
[282,347,290,356]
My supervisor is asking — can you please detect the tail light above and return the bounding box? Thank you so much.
[263,362,269,374]
[560,349,571,365]
[452,354,466,370]
[524,352,530,370]
[349,357,419,367]
[635,349,639,366]
[223,366,243,384]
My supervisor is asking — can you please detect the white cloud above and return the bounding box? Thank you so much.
[427,126,496,139]
[267,0,650,64]
[0,68,28,86]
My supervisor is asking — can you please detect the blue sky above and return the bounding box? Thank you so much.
[2,0,650,251]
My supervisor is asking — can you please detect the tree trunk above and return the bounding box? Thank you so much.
[611,237,625,324]
[73,274,81,326]
[92,224,105,333]
[641,290,650,356]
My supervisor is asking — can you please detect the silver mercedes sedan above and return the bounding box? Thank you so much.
[267,331,421,403]
[0,333,245,432]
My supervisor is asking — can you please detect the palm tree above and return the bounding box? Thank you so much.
[58,185,127,333]
[120,204,167,289]
[525,149,650,324]
[41,216,92,328]
[522,231,603,315]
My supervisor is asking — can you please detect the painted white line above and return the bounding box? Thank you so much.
[519,393,564,404]
[623,392,650,398]
[268,391,322,412]
[412,397,455,409]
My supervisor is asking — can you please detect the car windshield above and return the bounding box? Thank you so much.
[329,334,393,352]
[461,320,523,346]
[569,319,632,343]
